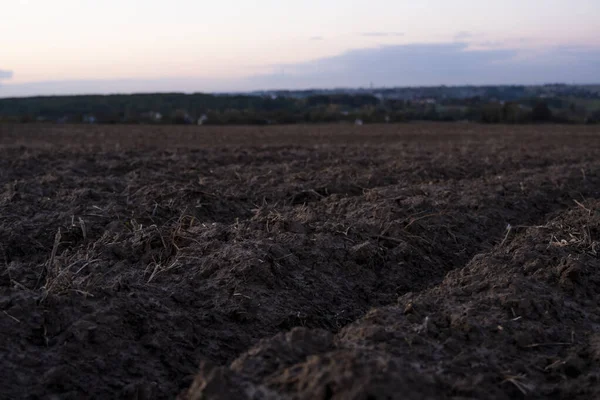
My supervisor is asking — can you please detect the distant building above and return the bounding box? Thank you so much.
[83,115,97,124]
[197,114,208,125]
[141,111,162,122]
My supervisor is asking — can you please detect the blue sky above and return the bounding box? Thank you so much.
[1,0,599,96]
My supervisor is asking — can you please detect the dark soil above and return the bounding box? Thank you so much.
[1,123,599,399]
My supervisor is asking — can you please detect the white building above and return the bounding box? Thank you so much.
[197,114,208,125]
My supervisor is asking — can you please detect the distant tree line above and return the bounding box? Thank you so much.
[0,91,599,125]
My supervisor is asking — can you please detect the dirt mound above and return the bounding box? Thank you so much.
[182,201,600,400]
[1,124,600,399]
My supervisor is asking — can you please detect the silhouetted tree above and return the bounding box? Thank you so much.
[531,102,553,122]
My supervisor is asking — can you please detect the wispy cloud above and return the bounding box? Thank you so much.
[360,32,404,37]
[453,31,473,41]
[0,70,13,80]
[475,40,505,48]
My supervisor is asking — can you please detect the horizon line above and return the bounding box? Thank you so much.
[2,82,599,100]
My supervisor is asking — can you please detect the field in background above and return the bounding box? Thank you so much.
[1,123,600,399]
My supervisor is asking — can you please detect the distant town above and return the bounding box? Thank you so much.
[1,84,599,125]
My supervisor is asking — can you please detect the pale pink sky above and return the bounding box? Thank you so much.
[1,0,599,95]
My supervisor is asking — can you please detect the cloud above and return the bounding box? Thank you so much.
[1,43,599,97]
[454,31,473,41]
[475,40,505,48]
[360,32,404,37]
[0,70,13,80]
[310,36,324,41]
[245,43,600,89]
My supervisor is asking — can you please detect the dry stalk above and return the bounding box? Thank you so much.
[3,311,20,323]
[43,259,100,300]
[525,342,573,348]
[47,228,62,277]
[70,289,94,297]
[499,224,512,247]
[147,258,181,283]
[574,199,591,215]
[502,375,534,395]
[78,217,87,240]
[544,360,566,371]
[404,212,443,229]
[374,235,405,245]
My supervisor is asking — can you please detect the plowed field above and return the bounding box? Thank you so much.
[1,123,599,399]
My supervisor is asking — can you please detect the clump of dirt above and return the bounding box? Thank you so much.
[1,124,600,399]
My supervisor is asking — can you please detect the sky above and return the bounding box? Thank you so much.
[1,0,599,97]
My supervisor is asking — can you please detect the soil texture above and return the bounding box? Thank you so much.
[1,123,599,399]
